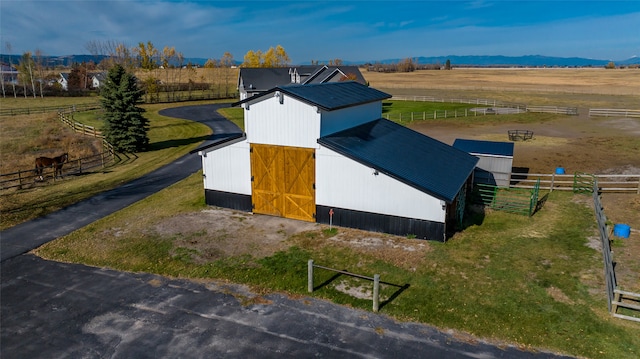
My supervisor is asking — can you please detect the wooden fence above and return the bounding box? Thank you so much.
[390,96,578,115]
[58,111,103,138]
[525,105,578,115]
[589,109,640,118]
[592,181,640,322]
[510,172,640,194]
[382,109,489,122]
[390,95,526,109]
[0,147,116,191]
[0,103,101,117]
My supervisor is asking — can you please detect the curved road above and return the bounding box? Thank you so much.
[0,105,572,358]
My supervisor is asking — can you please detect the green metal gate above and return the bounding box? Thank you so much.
[475,179,540,217]
[573,172,596,193]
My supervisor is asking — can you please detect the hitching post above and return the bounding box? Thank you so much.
[308,260,314,293]
[373,274,380,312]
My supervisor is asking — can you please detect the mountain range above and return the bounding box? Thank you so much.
[1,54,639,68]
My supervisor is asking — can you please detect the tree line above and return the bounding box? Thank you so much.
[1,40,306,99]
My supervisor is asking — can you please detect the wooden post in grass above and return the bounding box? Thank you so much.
[308,259,314,293]
[373,274,380,312]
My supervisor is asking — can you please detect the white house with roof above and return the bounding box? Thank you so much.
[237,65,366,100]
[195,81,477,241]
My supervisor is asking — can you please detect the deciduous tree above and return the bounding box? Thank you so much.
[219,52,235,97]
[100,64,149,153]
[136,41,158,70]
[242,50,262,67]
[18,52,36,98]
[274,45,290,67]
[242,46,291,67]
[5,42,17,98]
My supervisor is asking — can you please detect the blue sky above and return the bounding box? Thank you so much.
[1,1,639,63]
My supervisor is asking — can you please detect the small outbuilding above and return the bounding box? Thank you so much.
[196,82,478,241]
[452,139,514,187]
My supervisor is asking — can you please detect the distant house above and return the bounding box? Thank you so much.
[237,65,367,100]
[58,73,69,90]
[194,81,478,241]
[0,63,19,84]
[91,72,107,89]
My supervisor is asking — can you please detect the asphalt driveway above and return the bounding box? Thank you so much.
[0,104,572,358]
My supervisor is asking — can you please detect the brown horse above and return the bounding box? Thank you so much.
[35,153,68,180]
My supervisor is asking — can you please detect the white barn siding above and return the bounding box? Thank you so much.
[245,95,320,148]
[202,141,251,195]
[474,154,513,187]
[320,102,383,137]
[316,146,446,223]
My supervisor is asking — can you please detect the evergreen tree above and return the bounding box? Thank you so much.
[100,64,149,153]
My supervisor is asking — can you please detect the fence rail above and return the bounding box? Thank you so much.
[589,108,640,118]
[390,95,526,109]
[308,260,382,312]
[592,182,640,322]
[382,109,489,122]
[510,172,640,193]
[58,111,104,138]
[390,96,579,115]
[0,103,101,117]
[0,147,116,191]
[525,105,578,115]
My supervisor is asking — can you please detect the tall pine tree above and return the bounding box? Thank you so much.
[101,64,149,153]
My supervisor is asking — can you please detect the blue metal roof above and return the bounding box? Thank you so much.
[319,119,478,203]
[453,139,514,157]
[233,81,391,111]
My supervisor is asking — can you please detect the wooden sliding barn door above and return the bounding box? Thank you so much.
[251,144,316,222]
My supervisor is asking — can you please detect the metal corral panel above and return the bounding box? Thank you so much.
[316,146,446,223]
[245,95,320,148]
[320,102,383,137]
[202,140,251,195]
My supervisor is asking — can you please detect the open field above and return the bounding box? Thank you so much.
[364,68,640,108]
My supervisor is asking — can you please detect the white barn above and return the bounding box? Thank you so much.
[196,82,478,241]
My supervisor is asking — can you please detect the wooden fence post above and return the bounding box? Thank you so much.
[308,260,314,293]
[373,274,380,312]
